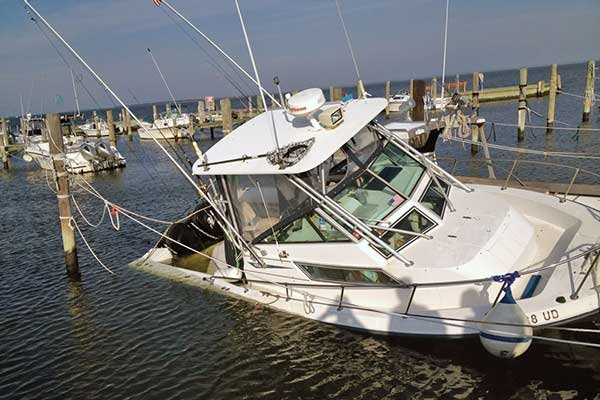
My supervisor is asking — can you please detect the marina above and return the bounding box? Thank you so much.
[1,0,600,398]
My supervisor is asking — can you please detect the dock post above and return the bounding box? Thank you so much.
[546,64,558,134]
[385,80,391,119]
[1,118,9,170]
[247,97,253,113]
[257,96,264,112]
[411,80,425,121]
[409,79,414,100]
[357,80,366,98]
[106,110,117,148]
[93,111,100,138]
[431,77,437,108]
[125,109,133,141]
[329,86,334,102]
[582,60,595,122]
[471,72,480,155]
[220,98,233,135]
[517,67,528,142]
[47,113,80,280]
[210,127,215,140]
[152,104,158,121]
[557,74,562,93]
[197,100,205,123]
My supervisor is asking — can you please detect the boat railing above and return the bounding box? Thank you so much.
[435,156,600,201]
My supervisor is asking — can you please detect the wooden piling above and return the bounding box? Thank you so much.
[47,113,80,280]
[152,104,158,121]
[125,109,133,141]
[409,79,414,100]
[247,97,253,113]
[1,118,9,170]
[106,110,117,148]
[220,98,233,134]
[582,60,595,122]
[210,127,215,140]
[557,74,562,93]
[197,101,205,123]
[471,72,480,155]
[257,96,264,112]
[431,77,437,108]
[517,67,528,142]
[357,80,366,98]
[547,64,558,134]
[329,86,334,102]
[411,80,425,121]
[385,80,391,119]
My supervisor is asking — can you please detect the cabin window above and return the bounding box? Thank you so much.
[375,209,435,257]
[298,263,397,285]
[226,175,310,242]
[332,172,402,221]
[370,145,425,197]
[420,180,450,217]
[260,211,349,244]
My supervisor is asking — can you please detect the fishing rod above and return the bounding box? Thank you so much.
[335,0,366,98]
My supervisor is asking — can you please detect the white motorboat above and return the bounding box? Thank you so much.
[23,115,126,174]
[137,88,600,358]
[138,110,193,140]
[388,92,413,113]
[78,118,115,137]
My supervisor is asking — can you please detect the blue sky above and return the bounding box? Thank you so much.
[1,0,599,116]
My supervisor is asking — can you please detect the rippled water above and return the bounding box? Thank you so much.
[1,62,600,399]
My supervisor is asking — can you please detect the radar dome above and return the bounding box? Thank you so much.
[287,88,326,117]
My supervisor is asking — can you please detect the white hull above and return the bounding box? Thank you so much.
[80,127,110,137]
[135,186,600,337]
[138,126,192,140]
[25,141,126,174]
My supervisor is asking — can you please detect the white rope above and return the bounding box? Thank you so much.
[447,137,600,160]
[70,217,115,274]
[490,121,600,132]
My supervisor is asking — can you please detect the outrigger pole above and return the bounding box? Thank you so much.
[21,0,266,267]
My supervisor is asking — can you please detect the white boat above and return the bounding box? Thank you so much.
[388,92,413,113]
[138,110,193,140]
[137,89,600,357]
[78,118,114,137]
[23,115,126,174]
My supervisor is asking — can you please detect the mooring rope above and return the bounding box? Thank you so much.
[486,121,600,132]
[70,217,115,274]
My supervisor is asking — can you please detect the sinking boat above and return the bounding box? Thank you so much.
[136,88,600,357]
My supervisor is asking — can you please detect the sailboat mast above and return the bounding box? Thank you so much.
[441,0,450,99]
[70,69,81,117]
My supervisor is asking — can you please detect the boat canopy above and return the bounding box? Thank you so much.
[192,98,387,176]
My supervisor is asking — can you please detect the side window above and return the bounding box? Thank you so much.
[375,209,435,257]
[298,263,397,285]
[260,212,349,244]
[421,180,450,217]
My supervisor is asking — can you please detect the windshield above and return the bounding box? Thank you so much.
[227,175,310,242]
[330,134,425,222]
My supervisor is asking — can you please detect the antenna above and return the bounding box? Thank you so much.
[147,47,182,114]
[335,0,366,98]
[158,0,282,108]
[70,69,81,117]
[234,0,280,151]
[273,76,285,109]
[441,0,450,99]
[20,0,266,267]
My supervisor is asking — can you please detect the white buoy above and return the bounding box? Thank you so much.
[480,281,532,359]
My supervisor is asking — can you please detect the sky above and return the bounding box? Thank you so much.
[0,0,599,116]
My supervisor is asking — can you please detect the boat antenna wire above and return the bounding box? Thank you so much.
[21,0,266,267]
[335,0,366,98]
[157,0,282,108]
[440,0,450,99]
[147,48,183,115]
[233,0,281,153]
